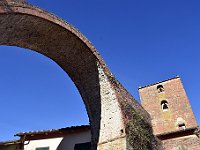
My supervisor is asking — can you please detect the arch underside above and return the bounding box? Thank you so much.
[0,2,162,150]
[0,12,103,148]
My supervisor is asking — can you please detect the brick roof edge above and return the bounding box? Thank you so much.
[138,75,180,89]
[15,125,90,137]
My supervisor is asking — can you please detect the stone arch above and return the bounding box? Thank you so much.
[0,1,162,149]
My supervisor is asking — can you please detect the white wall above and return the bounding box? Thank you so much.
[24,130,91,150]
[57,130,91,150]
[24,138,63,150]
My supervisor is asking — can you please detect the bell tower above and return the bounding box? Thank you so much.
[139,76,198,135]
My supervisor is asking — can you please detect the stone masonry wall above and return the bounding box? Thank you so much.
[162,135,200,150]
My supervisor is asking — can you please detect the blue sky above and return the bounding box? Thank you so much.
[1,0,200,141]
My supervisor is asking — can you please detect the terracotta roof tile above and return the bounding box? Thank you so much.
[15,125,90,137]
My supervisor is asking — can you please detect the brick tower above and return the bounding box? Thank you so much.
[139,76,198,135]
[139,76,200,149]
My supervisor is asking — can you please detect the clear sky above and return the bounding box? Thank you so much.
[1,0,200,141]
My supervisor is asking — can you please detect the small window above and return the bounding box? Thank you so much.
[177,117,186,130]
[157,85,164,93]
[161,100,168,111]
[36,147,49,150]
[178,123,186,129]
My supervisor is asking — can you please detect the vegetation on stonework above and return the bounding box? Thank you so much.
[194,126,200,138]
[124,103,161,150]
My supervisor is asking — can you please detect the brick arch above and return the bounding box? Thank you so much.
[0,1,161,149]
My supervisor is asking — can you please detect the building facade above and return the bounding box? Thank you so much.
[1,76,200,150]
[139,76,200,150]
[0,126,91,150]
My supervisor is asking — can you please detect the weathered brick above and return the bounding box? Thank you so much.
[139,76,199,149]
[0,1,160,150]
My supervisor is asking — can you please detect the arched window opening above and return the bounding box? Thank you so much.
[161,100,168,111]
[177,117,186,130]
[157,85,164,93]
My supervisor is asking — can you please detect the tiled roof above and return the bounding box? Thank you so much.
[138,75,180,89]
[0,140,21,146]
[15,125,90,137]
